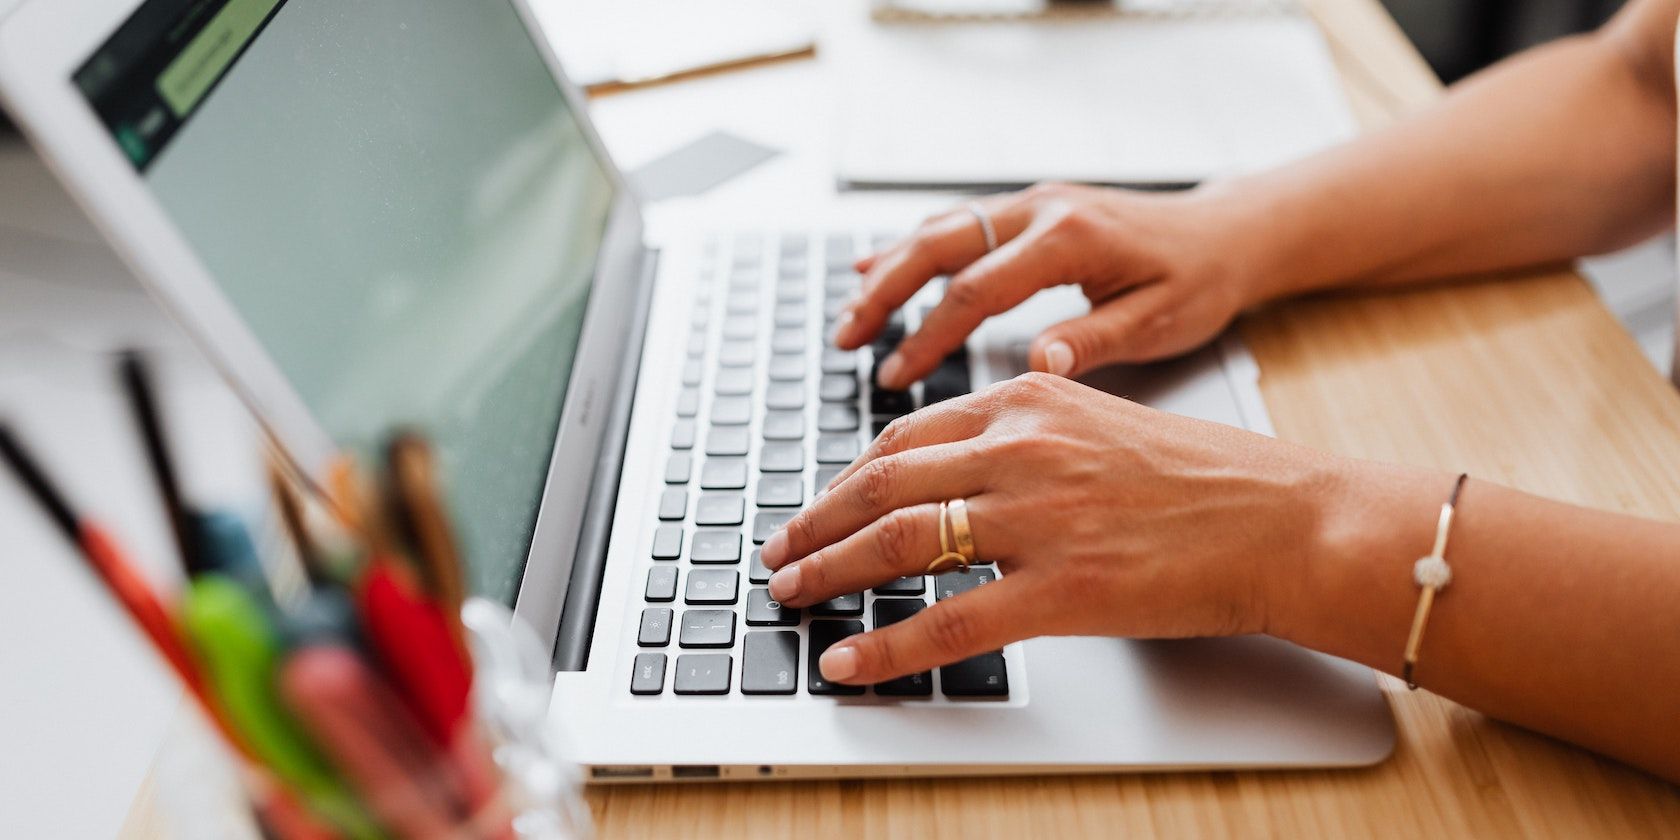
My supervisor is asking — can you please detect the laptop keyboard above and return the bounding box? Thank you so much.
[628,230,1009,700]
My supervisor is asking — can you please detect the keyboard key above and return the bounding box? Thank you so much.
[726,290,757,315]
[646,567,678,602]
[816,434,860,464]
[638,608,672,647]
[762,410,805,440]
[811,592,863,616]
[700,457,748,490]
[766,382,805,410]
[940,651,1009,696]
[745,589,799,625]
[665,452,692,484]
[758,442,804,472]
[711,396,752,426]
[774,302,806,327]
[821,348,857,374]
[631,653,666,695]
[826,234,855,268]
[819,374,858,402]
[691,529,742,563]
[818,403,860,432]
[714,367,754,396]
[706,426,750,456]
[742,631,800,694]
[813,466,844,494]
[675,387,700,417]
[685,570,739,605]
[695,493,745,526]
[679,609,736,648]
[686,331,706,357]
[681,359,702,386]
[873,576,925,595]
[657,487,687,521]
[772,328,806,354]
[923,350,971,405]
[756,475,803,507]
[775,282,807,303]
[673,653,733,695]
[871,599,932,696]
[652,524,683,560]
[934,568,997,601]
[748,549,772,583]
[719,341,755,367]
[768,353,805,381]
[671,419,697,450]
[723,315,756,340]
[823,296,848,322]
[754,509,798,544]
[870,388,914,417]
[808,620,867,695]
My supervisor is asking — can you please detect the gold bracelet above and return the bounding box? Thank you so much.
[1402,473,1468,690]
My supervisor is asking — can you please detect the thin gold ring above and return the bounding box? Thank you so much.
[925,500,970,574]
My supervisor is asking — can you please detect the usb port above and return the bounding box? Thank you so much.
[671,765,721,779]
[592,766,654,779]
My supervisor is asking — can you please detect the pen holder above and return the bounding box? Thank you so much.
[153,597,592,840]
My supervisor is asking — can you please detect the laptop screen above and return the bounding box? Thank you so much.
[72,0,619,604]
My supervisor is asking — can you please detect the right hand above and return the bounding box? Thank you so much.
[836,182,1268,389]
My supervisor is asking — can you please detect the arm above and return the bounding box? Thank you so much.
[756,376,1680,782]
[842,0,1680,387]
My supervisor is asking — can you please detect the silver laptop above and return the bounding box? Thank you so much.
[0,0,1392,782]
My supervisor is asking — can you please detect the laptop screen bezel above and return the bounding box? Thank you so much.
[0,0,648,649]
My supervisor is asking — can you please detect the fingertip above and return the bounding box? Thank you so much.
[1042,340,1075,377]
[819,644,860,682]
[876,353,908,390]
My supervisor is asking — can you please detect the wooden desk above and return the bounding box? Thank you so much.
[123,0,1680,836]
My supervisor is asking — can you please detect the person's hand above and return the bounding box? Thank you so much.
[757,373,1349,686]
[837,182,1266,389]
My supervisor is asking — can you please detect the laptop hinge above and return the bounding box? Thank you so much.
[552,246,659,671]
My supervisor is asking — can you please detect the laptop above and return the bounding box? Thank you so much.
[0,0,1392,782]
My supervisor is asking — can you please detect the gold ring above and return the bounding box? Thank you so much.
[947,498,977,564]
[925,500,970,575]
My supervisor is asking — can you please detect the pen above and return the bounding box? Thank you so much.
[117,351,207,576]
[180,573,384,840]
[385,433,469,651]
[357,561,474,746]
[0,423,212,717]
[279,644,469,838]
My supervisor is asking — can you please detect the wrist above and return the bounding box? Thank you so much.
[1187,174,1336,310]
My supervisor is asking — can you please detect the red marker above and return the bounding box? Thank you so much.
[357,561,473,745]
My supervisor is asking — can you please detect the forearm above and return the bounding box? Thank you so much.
[1275,461,1680,782]
[1207,10,1676,303]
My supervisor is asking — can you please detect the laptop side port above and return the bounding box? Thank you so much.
[670,765,721,779]
[592,766,655,780]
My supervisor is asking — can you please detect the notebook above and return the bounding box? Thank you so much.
[827,0,1358,188]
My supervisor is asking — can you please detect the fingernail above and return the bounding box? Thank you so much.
[762,530,790,566]
[1043,341,1074,377]
[820,644,859,681]
[831,309,856,344]
[877,353,906,388]
[768,565,802,601]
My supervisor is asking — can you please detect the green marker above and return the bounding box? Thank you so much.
[180,574,385,839]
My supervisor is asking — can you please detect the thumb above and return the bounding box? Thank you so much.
[1028,284,1175,377]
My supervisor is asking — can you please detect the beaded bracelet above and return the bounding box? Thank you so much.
[1402,473,1469,690]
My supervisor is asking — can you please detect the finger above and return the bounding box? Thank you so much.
[770,497,1009,608]
[835,194,1032,350]
[819,573,1036,684]
[761,442,990,574]
[1028,283,1178,377]
[875,220,1073,389]
[820,392,996,495]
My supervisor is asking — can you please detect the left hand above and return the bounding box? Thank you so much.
[757,373,1345,685]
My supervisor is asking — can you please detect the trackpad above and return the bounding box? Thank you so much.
[972,287,1253,429]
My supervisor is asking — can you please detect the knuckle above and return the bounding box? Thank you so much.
[874,414,910,452]
[786,512,821,557]
[874,508,918,560]
[922,604,978,659]
[857,458,900,512]
[942,277,987,313]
